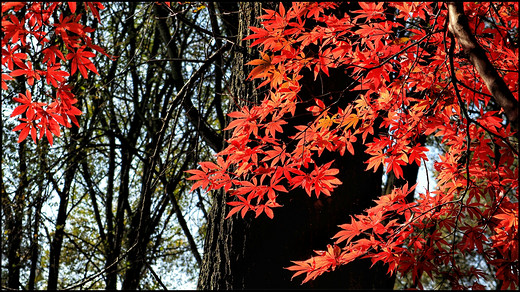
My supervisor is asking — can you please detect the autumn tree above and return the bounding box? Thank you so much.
[2,1,518,290]
[190,2,518,290]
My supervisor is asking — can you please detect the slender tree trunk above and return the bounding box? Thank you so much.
[121,152,154,290]
[47,126,80,290]
[104,123,118,290]
[448,2,519,129]
[6,140,27,290]
[28,143,46,290]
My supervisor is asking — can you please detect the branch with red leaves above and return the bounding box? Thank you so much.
[2,2,113,145]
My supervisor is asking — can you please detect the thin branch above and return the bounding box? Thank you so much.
[63,241,140,290]
[144,261,168,290]
[155,4,227,152]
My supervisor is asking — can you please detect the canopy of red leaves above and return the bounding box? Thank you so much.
[187,2,518,289]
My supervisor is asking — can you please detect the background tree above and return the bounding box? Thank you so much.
[2,2,233,289]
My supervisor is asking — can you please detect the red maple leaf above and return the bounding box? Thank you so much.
[66,46,98,78]
[10,61,42,86]
[2,44,27,70]
[12,118,38,144]
[43,64,69,87]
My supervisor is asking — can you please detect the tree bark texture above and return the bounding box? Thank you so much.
[197,3,263,289]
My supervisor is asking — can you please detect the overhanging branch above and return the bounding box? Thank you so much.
[447,2,519,130]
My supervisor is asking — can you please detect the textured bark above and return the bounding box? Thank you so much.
[447,2,519,129]
[197,3,263,289]
[198,3,396,289]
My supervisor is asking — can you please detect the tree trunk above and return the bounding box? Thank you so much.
[47,123,81,290]
[198,3,396,289]
[6,140,26,290]
[28,143,46,290]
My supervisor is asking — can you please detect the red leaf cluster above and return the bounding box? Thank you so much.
[2,2,111,145]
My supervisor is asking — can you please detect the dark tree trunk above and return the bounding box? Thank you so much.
[5,36,28,291]
[47,119,82,290]
[198,3,396,289]
[28,145,46,290]
[6,140,26,290]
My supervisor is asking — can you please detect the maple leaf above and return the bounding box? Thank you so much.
[262,145,290,167]
[67,46,98,78]
[408,144,429,166]
[226,195,254,219]
[48,95,82,128]
[315,244,343,271]
[36,108,63,146]
[185,168,211,192]
[10,61,42,86]
[2,14,28,46]
[54,14,85,40]
[255,199,283,219]
[42,45,66,65]
[264,117,287,138]
[385,154,407,179]
[2,44,27,70]
[291,161,342,198]
[334,215,369,245]
[493,208,518,230]
[243,26,270,47]
[43,65,69,87]
[223,106,259,137]
[365,149,386,172]
[342,130,357,156]
[351,2,385,23]
[10,90,46,120]
[12,118,38,144]
[285,259,315,282]
[246,52,273,80]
